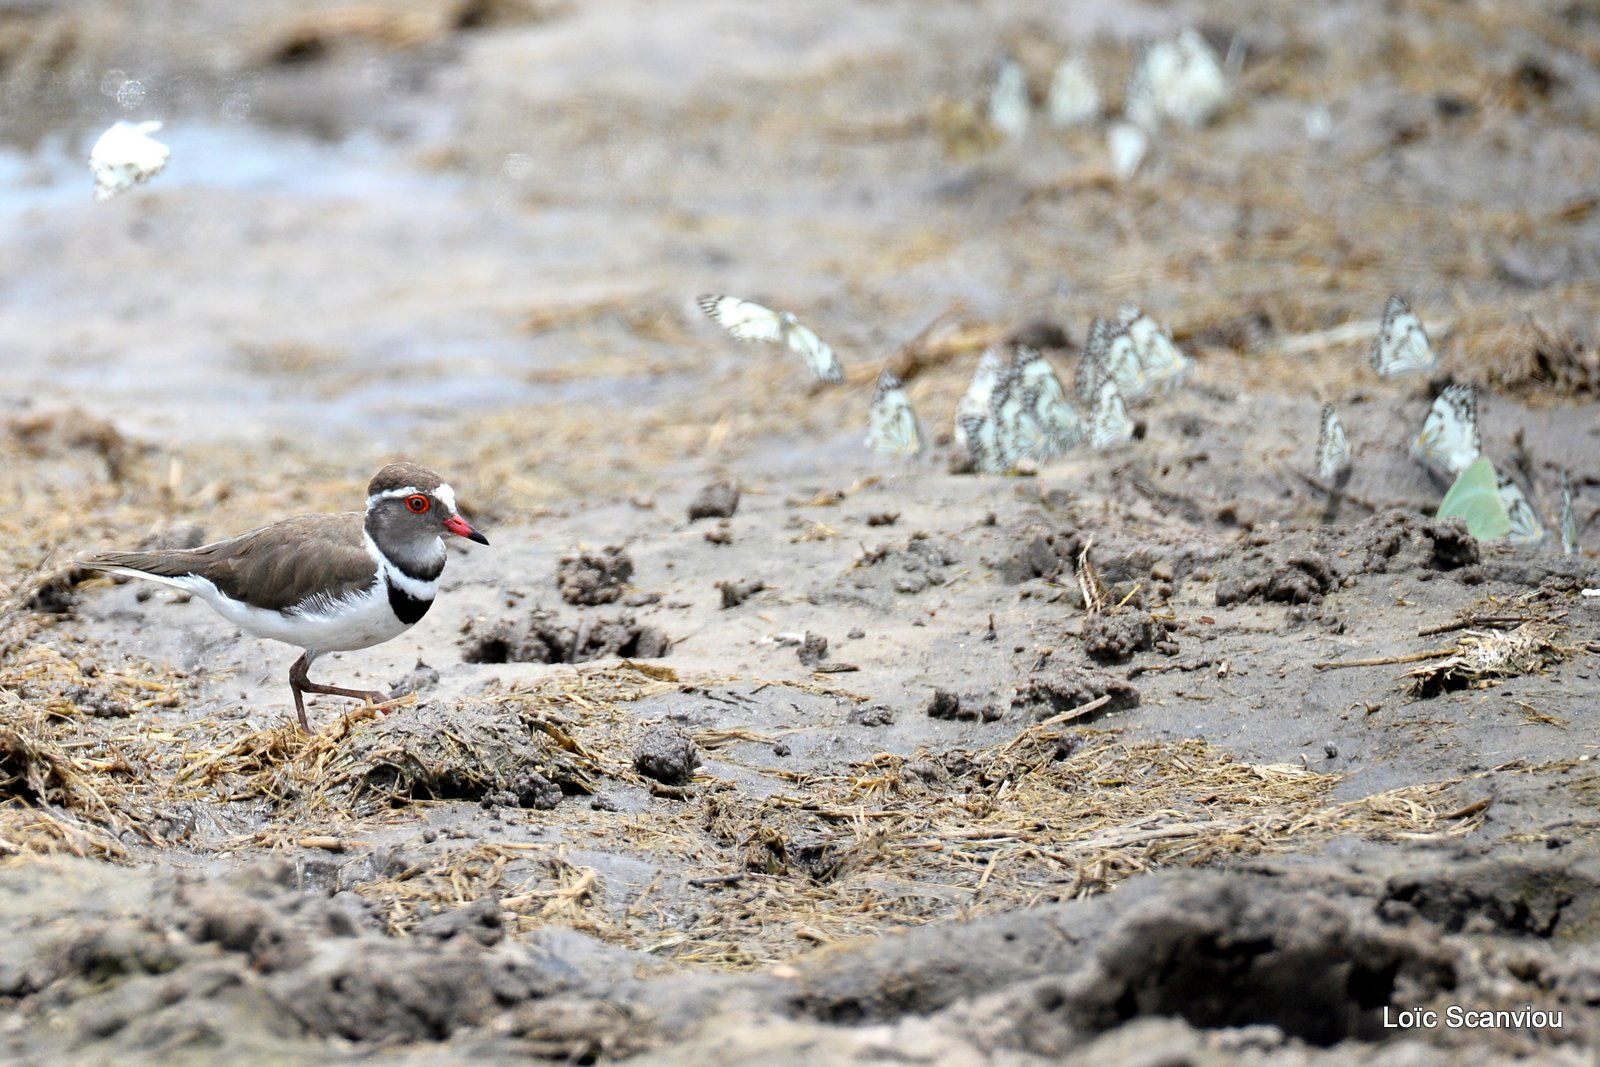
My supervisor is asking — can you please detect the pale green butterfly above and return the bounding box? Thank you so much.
[1437,456,1510,541]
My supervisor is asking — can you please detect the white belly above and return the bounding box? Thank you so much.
[178,574,415,654]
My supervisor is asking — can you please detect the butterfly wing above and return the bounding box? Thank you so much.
[1437,457,1511,541]
[865,371,922,456]
[784,319,844,383]
[993,368,1046,468]
[1118,306,1192,394]
[697,295,786,343]
[1497,476,1546,545]
[1047,53,1100,128]
[1370,295,1437,377]
[1412,384,1480,480]
[1015,347,1083,456]
[988,55,1030,140]
[1316,403,1351,481]
[1561,473,1579,555]
[1090,378,1133,451]
[956,348,1005,450]
[1075,319,1115,405]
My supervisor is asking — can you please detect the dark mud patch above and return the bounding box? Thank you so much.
[687,480,739,521]
[556,545,634,606]
[1010,667,1140,722]
[460,608,670,664]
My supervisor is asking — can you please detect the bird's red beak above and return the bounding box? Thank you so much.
[444,514,489,545]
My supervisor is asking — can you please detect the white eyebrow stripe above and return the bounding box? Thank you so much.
[367,483,460,514]
[435,483,458,515]
[368,486,422,507]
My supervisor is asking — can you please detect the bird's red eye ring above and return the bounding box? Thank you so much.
[405,494,430,514]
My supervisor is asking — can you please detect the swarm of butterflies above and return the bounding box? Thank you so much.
[985,28,1234,180]
[697,293,1192,472]
[1317,295,1579,553]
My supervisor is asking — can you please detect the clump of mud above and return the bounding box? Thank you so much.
[633,724,699,785]
[1011,667,1140,722]
[687,480,739,520]
[1082,610,1177,664]
[1214,512,1488,607]
[460,608,669,663]
[316,701,587,810]
[556,545,634,606]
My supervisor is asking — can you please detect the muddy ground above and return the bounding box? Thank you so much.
[3,1,1600,1064]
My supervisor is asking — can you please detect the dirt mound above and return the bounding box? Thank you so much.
[460,608,670,664]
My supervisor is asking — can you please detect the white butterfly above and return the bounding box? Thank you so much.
[1370,295,1437,378]
[1561,473,1579,555]
[955,348,1006,454]
[1126,28,1228,132]
[1107,121,1148,181]
[89,120,170,202]
[1497,475,1546,545]
[1316,403,1351,482]
[994,373,1047,469]
[1047,53,1100,128]
[988,55,1031,141]
[1076,318,1142,406]
[1089,377,1133,451]
[697,295,844,383]
[865,370,922,457]
[1412,384,1480,481]
[1013,346,1084,457]
[1117,306,1192,395]
[958,410,1002,474]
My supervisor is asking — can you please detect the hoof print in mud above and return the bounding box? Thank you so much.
[460,609,670,663]
[633,725,700,785]
[687,480,740,521]
[556,545,634,606]
[1012,668,1139,723]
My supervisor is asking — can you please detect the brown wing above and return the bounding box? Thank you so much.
[89,513,376,612]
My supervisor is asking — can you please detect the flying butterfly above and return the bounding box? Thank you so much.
[1012,346,1084,457]
[1370,295,1438,378]
[865,370,922,457]
[1437,456,1511,542]
[1316,403,1351,482]
[1089,377,1134,451]
[1497,475,1546,545]
[89,120,170,202]
[988,54,1031,141]
[1561,472,1579,556]
[697,295,845,383]
[1117,306,1192,395]
[1412,384,1480,482]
